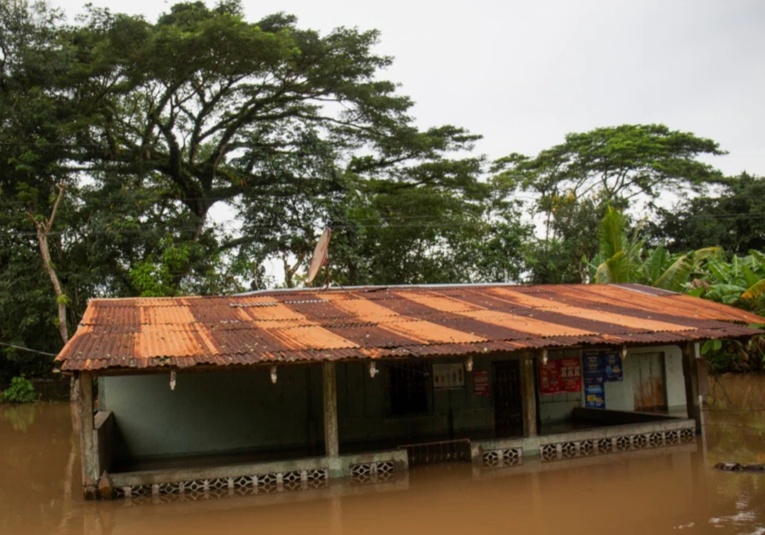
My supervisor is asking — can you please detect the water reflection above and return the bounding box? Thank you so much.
[1,401,764,535]
[1,403,37,432]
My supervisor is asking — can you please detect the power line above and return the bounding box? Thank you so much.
[0,341,58,357]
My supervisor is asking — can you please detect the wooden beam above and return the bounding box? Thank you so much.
[682,343,702,433]
[77,372,98,499]
[323,361,339,458]
[521,354,538,437]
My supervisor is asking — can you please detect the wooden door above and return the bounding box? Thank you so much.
[493,360,523,437]
[634,352,667,412]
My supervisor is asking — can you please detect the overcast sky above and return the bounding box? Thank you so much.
[51,0,765,176]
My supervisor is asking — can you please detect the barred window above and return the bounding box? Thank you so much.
[388,361,429,416]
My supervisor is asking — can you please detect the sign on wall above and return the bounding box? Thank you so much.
[433,363,465,390]
[559,358,582,393]
[583,350,623,383]
[582,349,625,409]
[585,383,606,408]
[539,359,561,395]
[472,370,490,397]
[602,352,623,382]
[538,357,583,395]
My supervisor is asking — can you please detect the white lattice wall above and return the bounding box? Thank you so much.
[539,426,695,462]
[113,468,329,500]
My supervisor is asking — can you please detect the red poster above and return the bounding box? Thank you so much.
[539,358,583,394]
[473,370,490,397]
[538,359,561,395]
[559,357,582,393]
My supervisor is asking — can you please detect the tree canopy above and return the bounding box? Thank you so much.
[0,1,762,384]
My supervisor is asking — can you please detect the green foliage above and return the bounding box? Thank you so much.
[702,336,765,373]
[494,124,725,283]
[496,124,725,204]
[2,376,37,404]
[649,173,765,254]
[586,206,728,292]
[689,252,765,316]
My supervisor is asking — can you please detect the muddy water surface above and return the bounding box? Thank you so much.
[2,375,764,535]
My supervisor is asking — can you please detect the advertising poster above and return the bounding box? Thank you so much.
[583,351,604,385]
[472,370,490,397]
[585,383,606,408]
[433,363,465,390]
[559,357,582,393]
[601,352,623,382]
[538,359,561,395]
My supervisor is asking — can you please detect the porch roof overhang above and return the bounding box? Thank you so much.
[55,283,765,374]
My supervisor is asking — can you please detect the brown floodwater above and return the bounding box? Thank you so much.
[2,375,764,535]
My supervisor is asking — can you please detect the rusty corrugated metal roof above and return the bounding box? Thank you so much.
[55,284,765,372]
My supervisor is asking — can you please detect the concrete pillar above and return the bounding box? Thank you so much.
[521,354,538,437]
[681,343,702,433]
[323,361,339,458]
[77,372,98,499]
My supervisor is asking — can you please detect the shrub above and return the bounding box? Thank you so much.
[2,376,36,404]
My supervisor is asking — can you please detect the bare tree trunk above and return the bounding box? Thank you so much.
[27,184,77,400]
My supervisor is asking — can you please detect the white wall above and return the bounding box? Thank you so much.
[604,345,686,413]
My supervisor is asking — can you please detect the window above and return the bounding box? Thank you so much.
[388,361,430,416]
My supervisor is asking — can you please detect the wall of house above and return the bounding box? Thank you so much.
[538,346,688,427]
[604,345,686,413]
[335,357,499,450]
[537,349,583,426]
[99,344,689,464]
[100,353,522,463]
[100,366,326,464]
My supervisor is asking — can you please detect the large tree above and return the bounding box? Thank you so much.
[493,124,727,282]
[0,0,500,383]
[0,0,87,376]
[649,172,765,254]
[61,1,483,293]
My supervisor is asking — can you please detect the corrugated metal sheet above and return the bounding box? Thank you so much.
[55,284,765,372]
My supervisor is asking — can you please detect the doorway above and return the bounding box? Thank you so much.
[493,360,523,437]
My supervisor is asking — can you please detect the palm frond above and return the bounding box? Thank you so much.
[742,279,765,300]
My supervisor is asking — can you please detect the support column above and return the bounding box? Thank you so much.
[323,361,339,459]
[77,372,98,499]
[521,354,538,438]
[681,343,702,433]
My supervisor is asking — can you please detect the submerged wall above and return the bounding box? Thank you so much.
[335,357,498,449]
[100,345,690,464]
[538,345,688,426]
[100,354,518,463]
[604,345,686,413]
[101,366,326,463]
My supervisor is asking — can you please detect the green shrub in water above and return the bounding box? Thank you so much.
[2,376,36,404]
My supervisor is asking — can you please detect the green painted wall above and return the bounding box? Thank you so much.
[335,358,498,450]
[101,355,518,463]
[101,366,325,463]
[99,346,689,464]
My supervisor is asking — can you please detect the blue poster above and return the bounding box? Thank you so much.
[585,383,605,409]
[601,352,623,382]
[583,351,603,385]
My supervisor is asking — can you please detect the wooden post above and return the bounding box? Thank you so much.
[323,361,339,458]
[521,354,538,437]
[77,372,99,499]
[681,343,702,433]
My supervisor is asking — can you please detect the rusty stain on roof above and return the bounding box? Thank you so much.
[55,284,765,372]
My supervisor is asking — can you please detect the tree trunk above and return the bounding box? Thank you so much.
[28,184,75,399]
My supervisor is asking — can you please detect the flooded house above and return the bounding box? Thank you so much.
[54,283,764,499]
